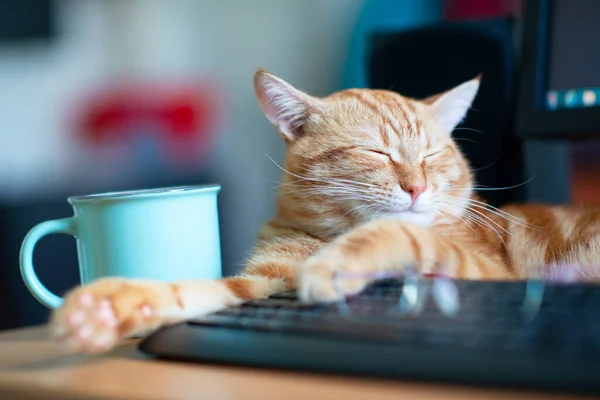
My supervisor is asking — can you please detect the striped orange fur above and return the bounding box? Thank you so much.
[51,69,600,353]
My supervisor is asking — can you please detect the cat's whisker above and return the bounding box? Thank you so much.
[439,202,503,246]
[292,181,392,204]
[467,106,488,115]
[436,206,480,237]
[267,153,381,191]
[462,209,507,246]
[278,185,371,196]
[282,181,392,206]
[471,155,502,173]
[453,137,481,145]
[336,195,385,205]
[311,172,381,189]
[470,204,537,231]
[442,175,536,192]
[452,127,491,137]
[437,199,508,246]
[341,203,378,219]
[278,181,375,199]
[439,202,483,230]
[289,191,376,204]
[279,176,380,195]
[284,181,378,193]
[462,206,511,243]
[277,182,397,215]
[318,187,391,202]
[444,195,538,230]
[440,197,509,235]
[267,154,360,188]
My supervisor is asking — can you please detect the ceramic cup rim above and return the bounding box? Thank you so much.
[68,184,221,204]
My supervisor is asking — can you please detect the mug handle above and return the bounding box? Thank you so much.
[20,218,77,309]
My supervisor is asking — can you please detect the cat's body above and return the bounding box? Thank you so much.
[52,70,600,353]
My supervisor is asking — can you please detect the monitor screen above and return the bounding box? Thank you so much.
[544,0,600,110]
[517,0,600,137]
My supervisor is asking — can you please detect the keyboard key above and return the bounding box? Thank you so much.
[188,315,241,327]
[269,290,299,300]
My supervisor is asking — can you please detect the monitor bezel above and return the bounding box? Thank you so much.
[516,0,600,138]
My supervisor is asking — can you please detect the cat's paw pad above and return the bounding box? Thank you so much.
[51,279,162,354]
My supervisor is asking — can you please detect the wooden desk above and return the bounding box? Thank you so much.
[0,326,594,400]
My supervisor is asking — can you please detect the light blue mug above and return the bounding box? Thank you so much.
[20,184,222,309]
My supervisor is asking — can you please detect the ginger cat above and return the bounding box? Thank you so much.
[52,69,600,353]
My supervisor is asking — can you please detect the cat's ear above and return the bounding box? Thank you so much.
[254,69,322,142]
[426,75,481,133]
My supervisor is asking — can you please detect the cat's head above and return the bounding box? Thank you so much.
[254,69,478,234]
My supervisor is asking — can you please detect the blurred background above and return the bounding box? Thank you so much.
[1,0,598,330]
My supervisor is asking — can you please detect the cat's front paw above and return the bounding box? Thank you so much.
[51,278,173,353]
[297,248,369,303]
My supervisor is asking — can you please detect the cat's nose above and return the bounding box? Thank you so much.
[404,183,426,204]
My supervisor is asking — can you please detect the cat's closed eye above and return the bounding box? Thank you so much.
[356,148,390,160]
[424,148,445,159]
[367,150,392,163]
[366,149,389,157]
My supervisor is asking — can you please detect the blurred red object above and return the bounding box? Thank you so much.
[78,82,219,144]
[74,81,222,168]
[444,0,522,20]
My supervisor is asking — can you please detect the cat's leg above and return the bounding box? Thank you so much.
[298,219,507,302]
[51,275,285,353]
[52,227,323,353]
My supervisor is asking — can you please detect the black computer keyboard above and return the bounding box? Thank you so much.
[139,279,600,394]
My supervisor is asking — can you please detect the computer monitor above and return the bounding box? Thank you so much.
[517,0,600,137]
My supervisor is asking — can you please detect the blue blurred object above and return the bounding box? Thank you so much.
[545,88,600,110]
[342,0,443,89]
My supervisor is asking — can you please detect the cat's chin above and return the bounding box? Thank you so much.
[372,211,435,227]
